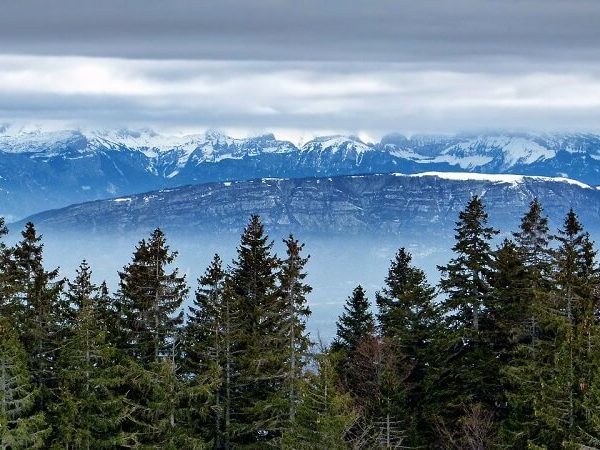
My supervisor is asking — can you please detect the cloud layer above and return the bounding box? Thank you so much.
[1,1,600,136]
[2,0,600,66]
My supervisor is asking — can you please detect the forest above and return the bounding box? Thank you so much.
[1,195,600,449]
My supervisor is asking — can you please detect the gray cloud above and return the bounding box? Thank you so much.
[1,2,600,136]
[1,0,600,68]
[1,56,600,137]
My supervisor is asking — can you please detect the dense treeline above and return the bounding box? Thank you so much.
[0,197,599,448]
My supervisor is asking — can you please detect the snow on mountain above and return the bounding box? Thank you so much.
[1,126,600,220]
[0,128,84,154]
[301,135,372,156]
[407,171,592,189]
[436,135,555,168]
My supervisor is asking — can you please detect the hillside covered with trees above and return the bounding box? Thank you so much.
[1,197,600,449]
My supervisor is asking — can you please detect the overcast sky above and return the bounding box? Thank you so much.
[2,0,600,140]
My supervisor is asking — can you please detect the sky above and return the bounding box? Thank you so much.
[2,0,600,142]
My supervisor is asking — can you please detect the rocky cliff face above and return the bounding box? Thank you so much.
[1,127,600,220]
[18,172,600,238]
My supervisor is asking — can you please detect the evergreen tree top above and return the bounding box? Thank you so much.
[516,198,549,235]
[230,215,279,298]
[280,234,312,289]
[453,195,499,249]
[376,247,437,339]
[198,253,225,287]
[334,285,375,353]
[67,260,97,310]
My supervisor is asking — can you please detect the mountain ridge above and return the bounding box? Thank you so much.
[2,126,600,220]
[15,172,600,238]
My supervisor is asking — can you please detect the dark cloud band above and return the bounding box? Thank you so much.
[1,0,600,66]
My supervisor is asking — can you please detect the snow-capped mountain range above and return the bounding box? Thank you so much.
[1,125,600,220]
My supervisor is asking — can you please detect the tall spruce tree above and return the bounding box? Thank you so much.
[375,247,439,445]
[438,195,498,332]
[117,228,188,365]
[534,209,600,447]
[435,195,499,439]
[332,285,375,399]
[333,285,375,354]
[0,318,50,449]
[488,239,535,446]
[228,215,285,446]
[512,198,553,356]
[10,223,64,413]
[185,253,227,447]
[513,198,552,273]
[498,200,554,446]
[277,235,312,426]
[116,228,189,446]
[0,218,13,320]
[52,261,124,449]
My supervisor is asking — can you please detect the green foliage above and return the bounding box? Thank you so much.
[0,202,599,448]
[281,352,357,450]
[333,285,374,354]
[438,195,498,332]
[227,215,289,446]
[184,253,227,446]
[376,247,440,445]
[51,261,125,449]
[117,228,188,365]
[278,235,312,425]
[0,319,50,449]
[8,223,65,422]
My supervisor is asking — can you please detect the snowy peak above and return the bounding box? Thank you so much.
[301,135,372,155]
[438,135,555,169]
[1,127,596,172]
[0,128,84,154]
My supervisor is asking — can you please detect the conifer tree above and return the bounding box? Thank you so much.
[499,200,553,445]
[488,240,530,362]
[280,352,357,450]
[117,228,188,365]
[434,195,499,438]
[438,195,498,332]
[116,228,189,446]
[488,239,537,445]
[535,209,600,447]
[0,318,50,449]
[96,280,120,347]
[227,215,285,445]
[185,253,227,446]
[512,198,552,274]
[52,261,124,449]
[333,285,375,354]
[278,235,312,425]
[10,222,65,412]
[332,285,375,400]
[375,247,439,445]
[512,198,553,357]
[0,218,13,319]
[218,281,243,449]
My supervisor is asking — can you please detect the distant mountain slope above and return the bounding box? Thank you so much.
[2,126,600,219]
[16,172,600,238]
